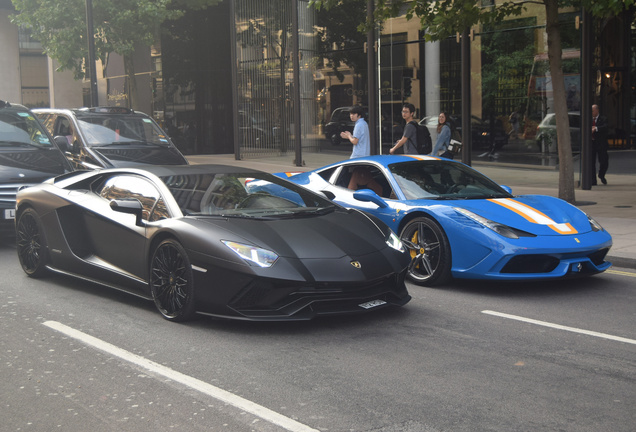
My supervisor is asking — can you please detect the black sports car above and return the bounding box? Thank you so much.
[16,164,410,321]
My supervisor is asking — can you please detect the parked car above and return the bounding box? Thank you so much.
[324,106,403,146]
[535,112,581,153]
[0,100,73,236]
[34,107,188,170]
[238,110,280,148]
[419,115,507,151]
[15,164,411,321]
[278,155,612,286]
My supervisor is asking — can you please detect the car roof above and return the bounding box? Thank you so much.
[33,106,152,118]
[316,154,450,170]
[101,164,266,178]
[0,100,31,112]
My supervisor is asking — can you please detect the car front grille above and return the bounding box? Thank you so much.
[501,255,560,273]
[0,183,32,205]
[501,248,610,274]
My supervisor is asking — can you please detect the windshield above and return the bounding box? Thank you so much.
[389,160,512,200]
[0,110,53,148]
[75,113,171,147]
[161,171,338,219]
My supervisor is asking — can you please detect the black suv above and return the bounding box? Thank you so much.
[324,106,403,146]
[0,100,73,236]
[34,107,188,170]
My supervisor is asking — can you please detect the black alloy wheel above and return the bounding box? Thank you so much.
[16,208,49,278]
[149,239,196,322]
[399,217,452,286]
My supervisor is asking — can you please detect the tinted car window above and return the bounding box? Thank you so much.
[0,110,53,148]
[389,160,511,200]
[76,113,171,147]
[160,171,336,218]
[336,110,350,122]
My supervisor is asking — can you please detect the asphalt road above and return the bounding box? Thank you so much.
[1,237,635,432]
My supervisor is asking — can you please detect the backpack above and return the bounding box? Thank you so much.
[409,120,432,154]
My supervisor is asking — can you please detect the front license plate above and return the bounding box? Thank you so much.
[358,299,387,309]
[4,209,15,220]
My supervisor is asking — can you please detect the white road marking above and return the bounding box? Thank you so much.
[43,321,320,432]
[481,311,636,345]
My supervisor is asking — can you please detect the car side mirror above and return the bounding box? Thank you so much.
[53,135,70,153]
[319,190,336,200]
[353,189,388,208]
[110,199,145,226]
[500,185,512,194]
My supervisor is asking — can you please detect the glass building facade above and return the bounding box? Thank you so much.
[149,0,635,167]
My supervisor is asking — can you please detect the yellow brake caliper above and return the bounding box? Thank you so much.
[410,231,424,268]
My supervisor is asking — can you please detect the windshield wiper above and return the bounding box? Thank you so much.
[477,194,512,199]
[293,206,337,216]
[433,196,468,200]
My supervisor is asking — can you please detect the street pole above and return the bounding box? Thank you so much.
[460,28,471,166]
[291,0,303,166]
[85,0,98,107]
[366,0,378,154]
[580,9,592,190]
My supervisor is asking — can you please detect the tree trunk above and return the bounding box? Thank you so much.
[124,53,139,110]
[545,0,576,203]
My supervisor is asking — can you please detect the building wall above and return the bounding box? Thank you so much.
[48,58,84,108]
[0,9,22,103]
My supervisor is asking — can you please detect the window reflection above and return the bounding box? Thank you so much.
[100,175,161,221]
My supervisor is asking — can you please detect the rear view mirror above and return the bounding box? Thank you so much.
[110,199,145,226]
[53,136,70,153]
[353,189,388,208]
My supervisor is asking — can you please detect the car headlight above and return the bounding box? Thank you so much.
[455,208,535,239]
[221,241,279,267]
[386,230,405,252]
[587,215,604,232]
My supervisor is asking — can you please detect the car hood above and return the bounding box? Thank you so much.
[93,146,187,167]
[0,149,71,183]
[197,208,392,260]
[448,195,595,236]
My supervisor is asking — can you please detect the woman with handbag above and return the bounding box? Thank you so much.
[431,112,453,159]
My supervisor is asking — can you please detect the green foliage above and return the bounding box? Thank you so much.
[311,0,634,39]
[582,0,635,17]
[314,0,368,81]
[311,0,525,39]
[235,0,292,54]
[10,0,222,79]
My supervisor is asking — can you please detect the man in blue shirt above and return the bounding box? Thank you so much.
[340,106,370,158]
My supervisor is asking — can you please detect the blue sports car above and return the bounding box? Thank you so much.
[279,155,612,286]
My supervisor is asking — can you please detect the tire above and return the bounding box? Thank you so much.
[329,132,341,146]
[16,208,49,278]
[399,217,452,286]
[149,239,196,322]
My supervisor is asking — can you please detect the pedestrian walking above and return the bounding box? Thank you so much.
[591,104,609,185]
[390,103,419,155]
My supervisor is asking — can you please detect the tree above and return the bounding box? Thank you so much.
[10,0,221,109]
[313,0,368,82]
[310,0,634,204]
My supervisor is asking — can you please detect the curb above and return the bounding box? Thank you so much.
[608,256,636,271]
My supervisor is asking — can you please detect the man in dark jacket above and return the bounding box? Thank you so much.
[591,104,609,185]
[390,103,418,155]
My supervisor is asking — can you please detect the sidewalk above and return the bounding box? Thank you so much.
[187,152,636,270]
